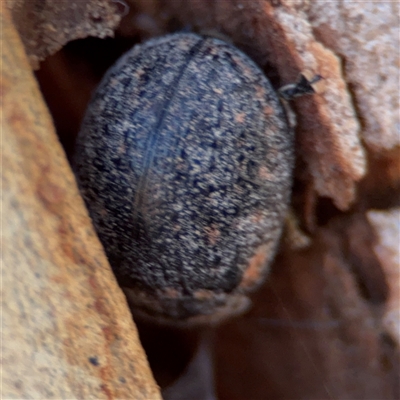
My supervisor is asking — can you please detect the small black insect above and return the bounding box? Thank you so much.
[74,33,298,325]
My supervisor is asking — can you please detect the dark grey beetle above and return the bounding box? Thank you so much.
[74,33,312,325]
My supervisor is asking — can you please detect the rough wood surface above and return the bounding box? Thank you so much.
[367,209,400,347]
[308,1,399,152]
[6,0,125,68]
[1,5,161,399]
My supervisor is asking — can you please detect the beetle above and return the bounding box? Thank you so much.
[74,32,304,325]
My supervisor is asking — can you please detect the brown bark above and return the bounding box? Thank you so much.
[1,4,161,399]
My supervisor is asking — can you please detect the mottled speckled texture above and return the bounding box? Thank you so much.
[74,33,293,325]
